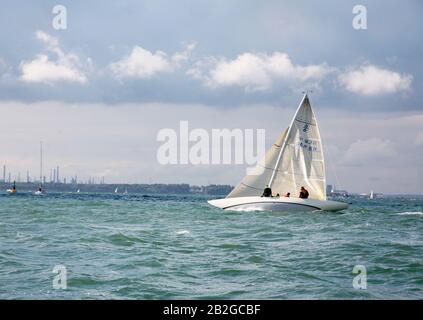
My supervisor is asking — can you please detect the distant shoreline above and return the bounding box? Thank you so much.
[1,182,422,197]
[0,182,233,195]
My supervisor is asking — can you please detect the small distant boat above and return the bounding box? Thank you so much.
[208,94,348,212]
[34,142,44,195]
[114,187,118,193]
[76,189,80,193]
[6,181,17,193]
[370,190,374,200]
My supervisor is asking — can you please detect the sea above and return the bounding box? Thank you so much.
[0,192,422,299]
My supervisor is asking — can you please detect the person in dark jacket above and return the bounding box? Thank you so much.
[262,185,272,197]
[299,186,309,199]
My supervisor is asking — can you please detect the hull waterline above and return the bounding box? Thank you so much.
[208,196,348,212]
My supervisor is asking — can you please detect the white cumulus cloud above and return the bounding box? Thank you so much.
[343,138,396,166]
[110,43,196,79]
[171,42,196,67]
[110,46,172,79]
[195,52,331,91]
[338,65,412,96]
[20,31,87,84]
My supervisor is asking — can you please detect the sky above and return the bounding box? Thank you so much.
[0,0,422,194]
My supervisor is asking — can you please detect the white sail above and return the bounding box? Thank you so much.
[270,94,326,200]
[228,94,326,200]
[227,128,288,198]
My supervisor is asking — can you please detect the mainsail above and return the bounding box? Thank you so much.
[228,94,326,200]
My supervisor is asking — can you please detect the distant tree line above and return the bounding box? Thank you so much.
[0,182,233,195]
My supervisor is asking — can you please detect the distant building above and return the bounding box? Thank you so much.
[326,184,348,197]
[190,185,203,193]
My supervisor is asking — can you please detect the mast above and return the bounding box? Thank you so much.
[40,141,43,187]
[268,93,308,188]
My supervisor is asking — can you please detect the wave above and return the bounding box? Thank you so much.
[175,230,190,235]
[397,211,423,216]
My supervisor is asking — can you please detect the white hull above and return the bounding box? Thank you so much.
[208,196,348,212]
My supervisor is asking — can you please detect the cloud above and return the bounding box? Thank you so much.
[35,30,59,49]
[414,132,423,146]
[0,57,8,79]
[0,57,6,71]
[110,46,172,79]
[193,52,331,91]
[171,42,196,67]
[20,31,87,84]
[338,65,412,96]
[342,138,396,166]
[110,42,196,79]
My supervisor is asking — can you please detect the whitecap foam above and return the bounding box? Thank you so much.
[397,212,423,216]
[229,206,265,212]
[176,230,190,235]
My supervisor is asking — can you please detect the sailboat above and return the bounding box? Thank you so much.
[114,187,118,193]
[208,94,348,212]
[34,141,44,195]
[369,190,374,200]
[6,180,17,193]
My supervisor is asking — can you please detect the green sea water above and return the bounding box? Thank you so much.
[0,192,422,299]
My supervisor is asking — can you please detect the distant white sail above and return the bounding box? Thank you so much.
[228,94,326,200]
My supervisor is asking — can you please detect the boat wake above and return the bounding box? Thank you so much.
[397,211,423,216]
